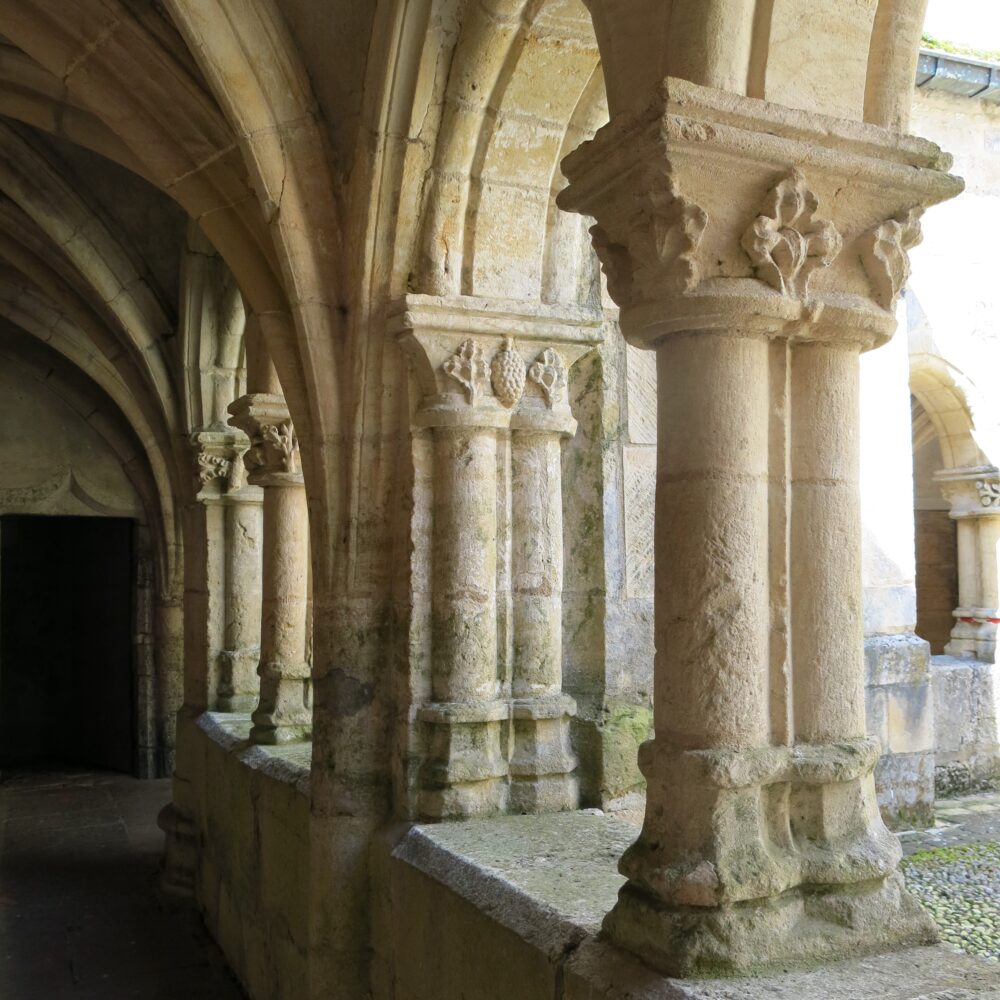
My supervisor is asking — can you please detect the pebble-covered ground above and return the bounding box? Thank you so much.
[901,840,1000,961]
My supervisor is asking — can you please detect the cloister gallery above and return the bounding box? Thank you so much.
[0,1,999,998]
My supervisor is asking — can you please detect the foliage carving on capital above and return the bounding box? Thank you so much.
[193,431,249,493]
[976,479,1000,508]
[860,207,923,310]
[633,169,708,296]
[197,449,232,485]
[588,171,707,310]
[528,348,567,409]
[590,225,632,305]
[742,170,842,300]
[244,421,300,478]
[491,337,526,408]
[442,338,489,404]
[262,423,299,473]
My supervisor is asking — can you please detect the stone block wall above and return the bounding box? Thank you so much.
[189,715,311,1000]
[865,635,935,828]
[931,656,1000,796]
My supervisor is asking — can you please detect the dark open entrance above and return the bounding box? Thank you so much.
[0,516,135,774]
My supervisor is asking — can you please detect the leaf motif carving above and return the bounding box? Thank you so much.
[741,170,841,300]
[860,207,923,310]
[442,338,488,405]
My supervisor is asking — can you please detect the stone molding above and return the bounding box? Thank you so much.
[557,77,962,351]
[227,393,303,487]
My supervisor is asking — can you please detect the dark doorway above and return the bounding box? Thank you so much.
[0,516,135,774]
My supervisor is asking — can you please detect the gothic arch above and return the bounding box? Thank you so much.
[909,353,987,471]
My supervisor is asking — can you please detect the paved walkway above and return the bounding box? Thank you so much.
[0,770,245,1000]
[900,790,1000,854]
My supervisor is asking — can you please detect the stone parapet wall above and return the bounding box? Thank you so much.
[931,656,1000,796]
[186,714,311,1000]
[865,635,935,828]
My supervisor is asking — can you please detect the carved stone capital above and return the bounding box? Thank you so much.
[227,393,303,487]
[935,466,1000,519]
[390,295,600,430]
[558,77,962,351]
[191,429,250,498]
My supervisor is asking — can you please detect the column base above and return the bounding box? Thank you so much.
[249,717,312,745]
[157,802,198,899]
[216,647,261,713]
[603,872,937,978]
[509,694,579,813]
[249,665,312,744]
[218,692,259,713]
[419,700,509,820]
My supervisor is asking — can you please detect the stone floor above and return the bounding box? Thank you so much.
[0,769,245,1000]
[900,790,1000,853]
[899,789,1000,964]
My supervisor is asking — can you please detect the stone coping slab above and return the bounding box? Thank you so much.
[399,811,1000,999]
[196,712,312,797]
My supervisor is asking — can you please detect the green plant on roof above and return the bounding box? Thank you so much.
[922,33,1000,66]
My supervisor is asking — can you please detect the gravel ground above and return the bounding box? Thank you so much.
[901,839,1000,962]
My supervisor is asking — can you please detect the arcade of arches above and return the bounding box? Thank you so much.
[0,1,999,998]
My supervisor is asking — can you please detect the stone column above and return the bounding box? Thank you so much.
[229,393,312,744]
[558,78,960,976]
[192,429,264,712]
[395,300,599,820]
[937,467,1000,662]
[509,350,579,813]
[414,343,508,821]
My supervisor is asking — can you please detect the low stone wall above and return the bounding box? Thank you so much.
[865,635,936,828]
[931,656,1000,796]
[372,813,1000,1000]
[188,714,312,1000]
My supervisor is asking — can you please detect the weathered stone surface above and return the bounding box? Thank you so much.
[379,812,1000,1000]
[865,635,936,828]
[932,656,1000,796]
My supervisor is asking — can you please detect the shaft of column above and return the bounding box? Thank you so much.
[977,516,1000,660]
[977,517,1000,609]
[790,342,866,743]
[956,517,979,611]
[420,423,507,819]
[509,425,578,812]
[511,429,563,699]
[654,332,771,751]
[432,426,499,702]
[602,330,780,961]
[787,340,899,889]
[252,479,311,743]
[218,494,263,712]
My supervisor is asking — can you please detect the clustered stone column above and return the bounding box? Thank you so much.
[192,428,264,711]
[937,467,1000,662]
[228,393,312,744]
[396,301,597,819]
[558,77,961,975]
